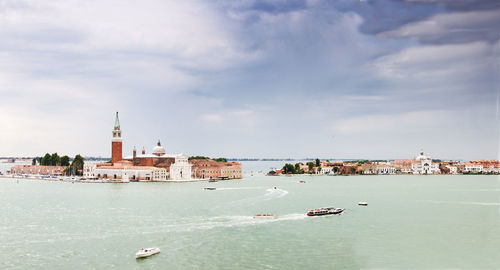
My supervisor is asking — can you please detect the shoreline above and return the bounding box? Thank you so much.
[0,174,210,183]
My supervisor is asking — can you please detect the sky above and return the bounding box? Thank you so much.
[1,0,499,160]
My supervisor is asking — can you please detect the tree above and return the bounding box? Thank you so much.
[41,153,51,165]
[283,163,295,174]
[294,163,300,172]
[50,153,60,166]
[189,156,210,160]
[69,154,84,176]
[213,158,227,162]
[350,167,356,174]
[315,158,320,167]
[333,166,339,173]
[60,155,70,166]
[32,158,37,165]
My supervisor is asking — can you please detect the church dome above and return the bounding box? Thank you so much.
[152,140,166,156]
[415,151,429,161]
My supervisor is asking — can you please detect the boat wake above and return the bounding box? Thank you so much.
[215,187,262,191]
[14,213,308,245]
[264,188,288,199]
[219,187,289,208]
[192,213,306,230]
[423,200,500,206]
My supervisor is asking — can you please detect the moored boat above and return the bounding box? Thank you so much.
[136,247,160,259]
[307,207,344,216]
[358,202,368,206]
[204,187,216,190]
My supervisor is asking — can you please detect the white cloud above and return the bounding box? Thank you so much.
[371,41,496,87]
[378,9,500,44]
[201,114,223,122]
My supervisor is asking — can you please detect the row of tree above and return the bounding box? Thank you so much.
[188,156,227,162]
[32,153,84,176]
[33,153,70,166]
[282,158,322,174]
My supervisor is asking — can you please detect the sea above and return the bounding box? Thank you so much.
[0,160,499,269]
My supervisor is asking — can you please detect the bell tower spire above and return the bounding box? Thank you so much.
[114,111,120,129]
[111,112,123,164]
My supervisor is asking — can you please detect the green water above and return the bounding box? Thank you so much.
[0,173,499,269]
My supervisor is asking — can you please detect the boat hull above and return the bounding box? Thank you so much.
[307,208,344,216]
[136,248,160,259]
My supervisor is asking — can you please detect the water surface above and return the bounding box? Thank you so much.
[0,169,499,269]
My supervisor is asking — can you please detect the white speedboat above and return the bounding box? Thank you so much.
[136,247,161,259]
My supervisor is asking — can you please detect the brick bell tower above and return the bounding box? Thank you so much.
[111,112,122,164]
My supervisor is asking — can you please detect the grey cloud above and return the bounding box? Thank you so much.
[379,9,500,44]
[405,0,500,11]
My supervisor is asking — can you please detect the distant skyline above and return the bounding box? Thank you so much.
[1,0,499,160]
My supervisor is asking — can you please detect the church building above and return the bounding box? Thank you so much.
[84,112,193,181]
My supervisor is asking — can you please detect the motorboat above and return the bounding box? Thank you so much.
[299,180,306,183]
[208,179,218,182]
[253,214,277,219]
[358,202,368,206]
[204,187,216,190]
[307,207,344,216]
[136,247,160,259]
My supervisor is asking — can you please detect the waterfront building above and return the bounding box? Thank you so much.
[123,141,193,181]
[84,113,240,181]
[411,151,440,174]
[84,113,193,181]
[190,159,242,179]
[445,165,458,174]
[361,164,377,175]
[320,166,332,174]
[463,163,483,173]
[377,164,396,175]
[85,161,167,181]
[478,160,500,173]
[10,165,65,176]
[391,160,413,174]
[169,154,192,180]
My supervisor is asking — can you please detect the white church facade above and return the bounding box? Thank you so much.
[411,151,440,175]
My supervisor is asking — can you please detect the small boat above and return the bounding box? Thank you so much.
[136,247,160,259]
[253,214,277,219]
[208,179,218,182]
[307,207,344,216]
[204,187,216,190]
[358,202,368,206]
[299,180,306,183]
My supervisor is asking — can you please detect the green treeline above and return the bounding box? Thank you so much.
[188,156,210,160]
[282,163,304,174]
[32,153,84,176]
[33,153,70,166]
[188,156,227,162]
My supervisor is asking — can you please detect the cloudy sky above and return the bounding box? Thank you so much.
[1,0,498,160]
